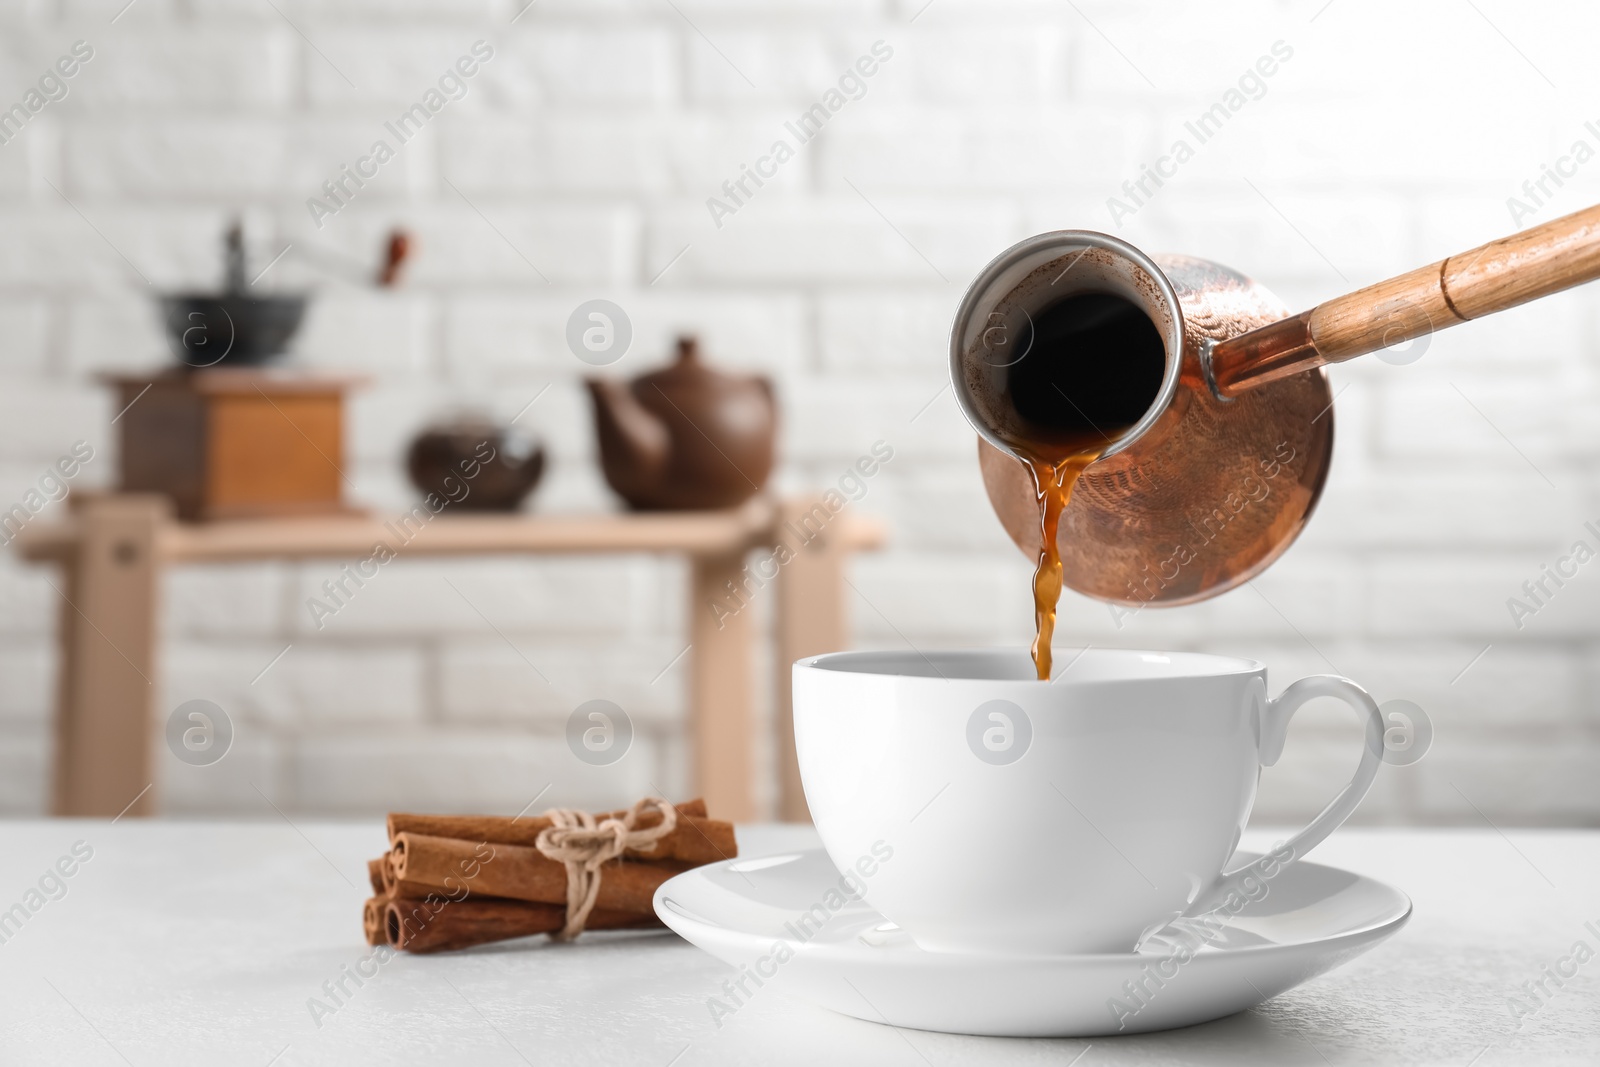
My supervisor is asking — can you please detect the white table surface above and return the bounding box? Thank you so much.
[0,821,1596,1066]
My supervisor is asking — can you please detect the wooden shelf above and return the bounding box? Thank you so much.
[16,493,888,822]
[16,496,887,564]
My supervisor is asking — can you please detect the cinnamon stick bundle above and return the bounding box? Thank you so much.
[386,798,735,866]
[391,832,687,914]
[362,896,386,946]
[365,796,736,952]
[385,896,663,954]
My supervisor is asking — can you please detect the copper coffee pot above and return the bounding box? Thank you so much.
[955,203,1600,606]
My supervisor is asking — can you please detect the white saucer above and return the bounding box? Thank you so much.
[655,848,1411,1037]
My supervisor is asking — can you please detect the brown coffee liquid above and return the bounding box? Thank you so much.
[1025,445,1104,679]
[1000,292,1165,679]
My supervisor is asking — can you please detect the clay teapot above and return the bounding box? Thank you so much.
[586,335,775,510]
[406,416,545,511]
[953,203,1600,606]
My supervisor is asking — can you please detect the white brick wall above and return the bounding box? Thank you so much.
[0,0,1596,825]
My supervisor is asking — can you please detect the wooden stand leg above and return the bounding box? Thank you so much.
[52,495,166,817]
[772,501,849,823]
[688,550,754,823]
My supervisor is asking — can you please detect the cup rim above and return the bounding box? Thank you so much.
[794,647,1264,683]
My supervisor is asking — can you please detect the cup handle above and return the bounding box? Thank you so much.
[1183,674,1384,919]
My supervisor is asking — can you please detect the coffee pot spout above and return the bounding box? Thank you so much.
[585,377,670,489]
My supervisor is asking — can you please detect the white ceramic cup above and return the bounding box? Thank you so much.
[793,648,1385,955]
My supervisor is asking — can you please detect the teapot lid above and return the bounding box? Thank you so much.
[642,334,726,389]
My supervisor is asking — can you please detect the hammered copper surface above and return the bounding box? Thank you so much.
[979,254,1334,606]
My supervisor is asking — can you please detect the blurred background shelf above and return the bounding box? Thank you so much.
[16,494,886,823]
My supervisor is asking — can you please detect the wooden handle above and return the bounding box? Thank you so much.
[1210,201,1600,395]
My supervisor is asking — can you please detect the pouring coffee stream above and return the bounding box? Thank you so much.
[953,202,1600,678]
